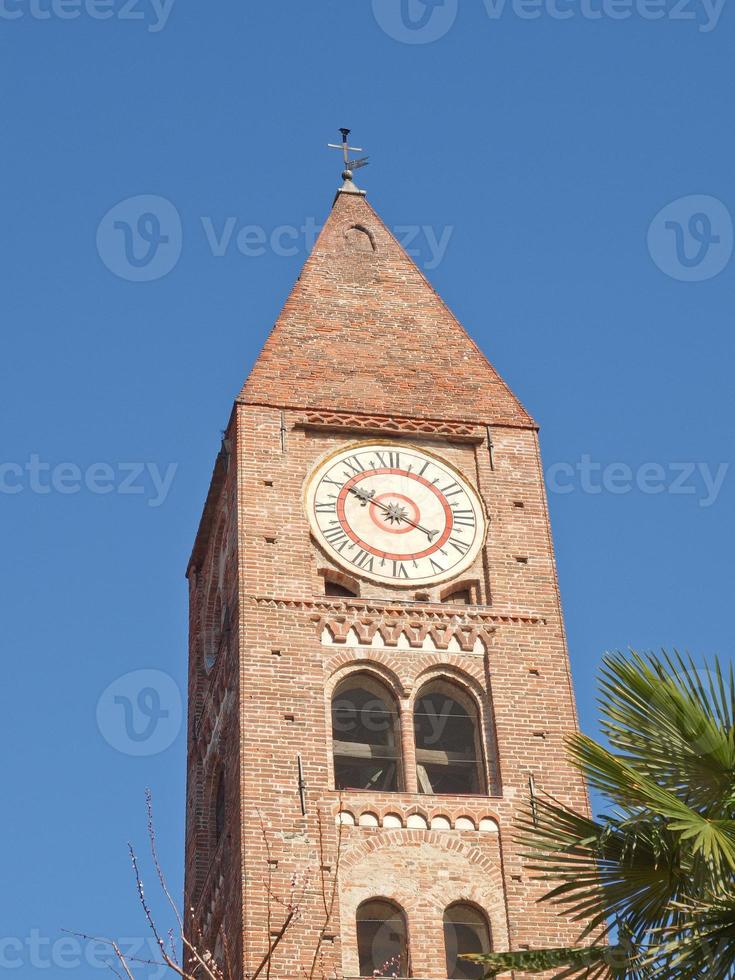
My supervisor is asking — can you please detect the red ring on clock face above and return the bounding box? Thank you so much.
[335,468,454,561]
[368,492,420,536]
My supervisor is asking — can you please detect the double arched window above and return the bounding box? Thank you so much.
[443,903,492,978]
[356,899,409,978]
[331,674,488,795]
[354,899,491,978]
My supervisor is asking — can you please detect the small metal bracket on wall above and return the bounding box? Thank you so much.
[297,754,307,816]
[529,774,539,827]
[280,411,288,454]
[486,427,495,470]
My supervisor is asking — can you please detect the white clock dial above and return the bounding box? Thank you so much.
[305,442,487,588]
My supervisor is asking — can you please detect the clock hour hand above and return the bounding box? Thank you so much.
[350,486,375,507]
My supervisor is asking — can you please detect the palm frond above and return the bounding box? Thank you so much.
[516,798,693,939]
[597,652,735,812]
[566,734,735,871]
[496,651,735,978]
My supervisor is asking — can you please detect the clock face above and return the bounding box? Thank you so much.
[305,442,487,588]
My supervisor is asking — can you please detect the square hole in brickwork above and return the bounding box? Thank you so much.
[264,480,274,487]
[284,714,295,723]
[271,649,282,657]
[515,556,529,564]
[513,500,525,509]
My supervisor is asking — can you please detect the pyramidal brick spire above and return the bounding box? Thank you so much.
[238,187,535,428]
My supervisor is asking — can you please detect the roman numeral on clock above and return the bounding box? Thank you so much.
[352,550,374,572]
[342,456,365,477]
[449,537,470,555]
[315,501,336,514]
[452,509,476,527]
[374,450,401,469]
[392,561,410,579]
[324,525,350,553]
[439,481,464,498]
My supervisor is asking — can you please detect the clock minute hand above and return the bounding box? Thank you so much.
[400,514,439,541]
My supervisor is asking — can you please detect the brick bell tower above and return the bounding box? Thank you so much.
[184,151,588,980]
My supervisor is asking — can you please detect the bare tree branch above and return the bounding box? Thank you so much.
[146,788,184,935]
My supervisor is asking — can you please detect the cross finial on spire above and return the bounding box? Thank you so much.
[328,128,369,196]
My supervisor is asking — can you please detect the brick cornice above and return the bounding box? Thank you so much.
[237,400,538,434]
[295,409,485,441]
[248,595,544,627]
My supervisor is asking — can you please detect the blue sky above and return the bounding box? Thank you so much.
[1,0,733,974]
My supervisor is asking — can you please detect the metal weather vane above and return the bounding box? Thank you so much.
[328,128,369,181]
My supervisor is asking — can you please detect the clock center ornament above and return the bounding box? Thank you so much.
[304,442,487,587]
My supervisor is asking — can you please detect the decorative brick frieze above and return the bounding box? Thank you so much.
[249,594,545,627]
[295,410,485,443]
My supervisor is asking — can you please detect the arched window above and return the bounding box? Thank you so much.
[325,580,358,598]
[214,770,225,843]
[204,592,229,674]
[356,900,409,978]
[332,675,401,792]
[443,904,492,979]
[413,681,486,795]
[443,589,472,605]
